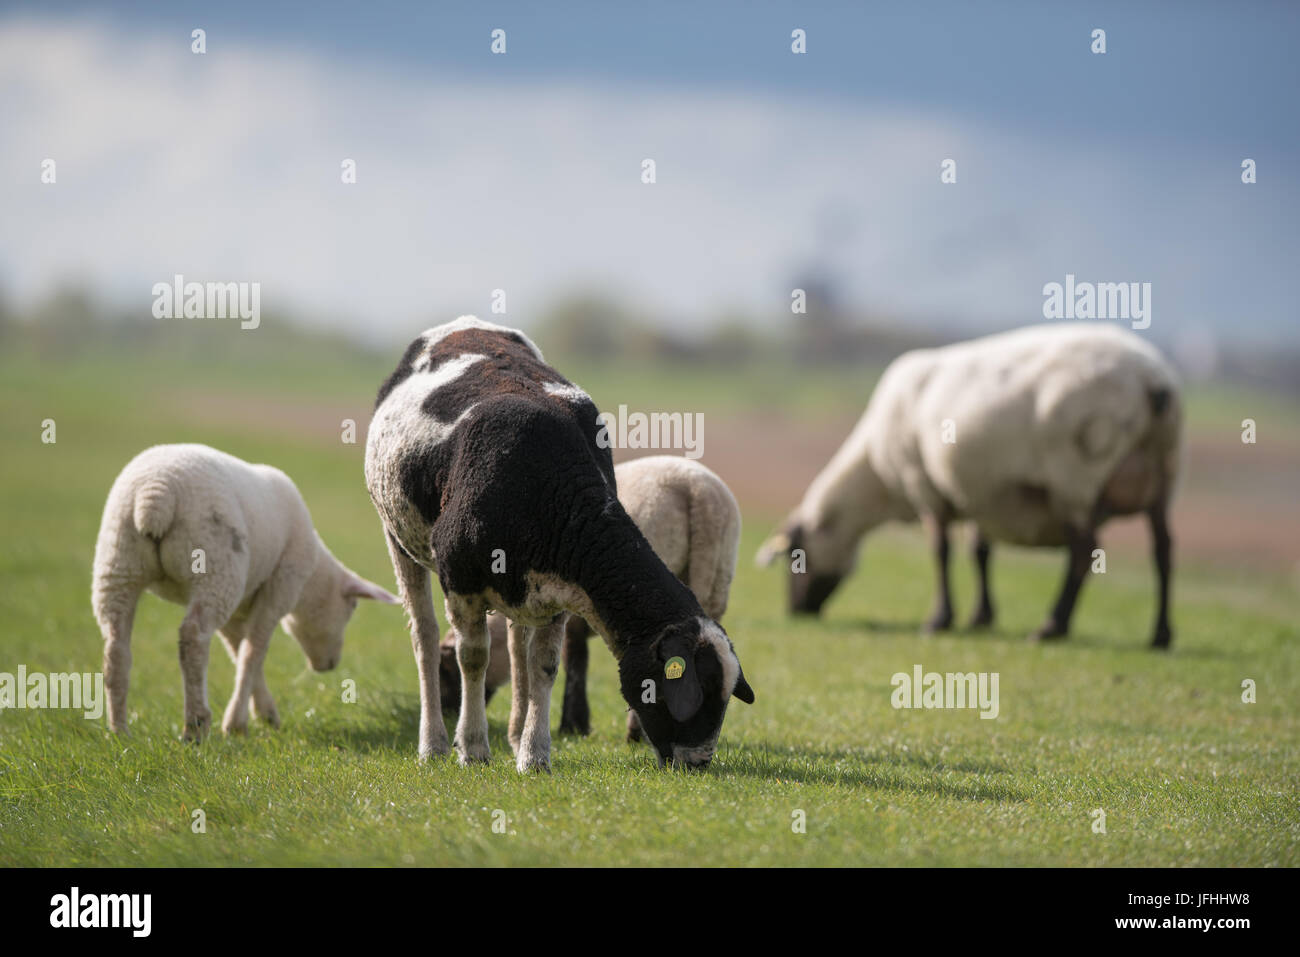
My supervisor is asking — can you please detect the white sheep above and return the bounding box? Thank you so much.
[91,443,398,739]
[757,323,1182,647]
[438,456,742,740]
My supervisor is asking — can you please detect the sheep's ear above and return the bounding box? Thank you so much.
[659,636,704,723]
[344,576,401,604]
[732,667,755,705]
[755,523,796,567]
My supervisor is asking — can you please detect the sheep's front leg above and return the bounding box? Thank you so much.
[386,534,449,761]
[517,617,565,773]
[218,628,279,727]
[446,595,491,765]
[222,618,275,735]
[921,514,954,633]
[250,669,280,728]
[506,619,532,755]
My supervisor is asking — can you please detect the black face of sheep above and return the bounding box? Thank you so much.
[619,619,755,769]
[784,523,845,616]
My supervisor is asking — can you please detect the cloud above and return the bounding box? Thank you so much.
[1,16,1294,343]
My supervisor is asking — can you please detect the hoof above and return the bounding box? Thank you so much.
[417,735,452,764]
[516,756,551,774]
[1028,622,1068,643]
[921,612,953,634]
[221,718,249,736]
[182,713,211,743]
[966,607,995,630]
[454,737,492,766]
[1150,627,1173,650]
[557,721,590,737]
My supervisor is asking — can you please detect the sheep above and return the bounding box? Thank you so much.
[364,316,754,772]
[436,456,742,742]
[91,443,399,740]
[561,455,741,739]
[757,323,1182,648]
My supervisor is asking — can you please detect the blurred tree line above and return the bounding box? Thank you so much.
[2,282,1297,395]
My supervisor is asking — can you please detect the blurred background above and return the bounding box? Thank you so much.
[2,0,1298,577]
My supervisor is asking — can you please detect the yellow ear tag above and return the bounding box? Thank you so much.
[664,657,686,680]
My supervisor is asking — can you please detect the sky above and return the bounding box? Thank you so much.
[1,0,1297,345]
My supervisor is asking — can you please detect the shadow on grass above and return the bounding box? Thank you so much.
[815,616,1231,659]
[299,699,528,757]
[710,742,1030,802]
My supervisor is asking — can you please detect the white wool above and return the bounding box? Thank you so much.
[614,455,742,620]
[91,443,396,738]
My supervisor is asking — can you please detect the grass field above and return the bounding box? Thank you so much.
[1,332,1297,866]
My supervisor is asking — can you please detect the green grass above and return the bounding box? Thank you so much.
[1,340,1297,867]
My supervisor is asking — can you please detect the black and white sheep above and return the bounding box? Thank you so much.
[560,455,741,739]
[757,323,1182,647]
[91,443,398,739]
[364,317,754,771]
[437,456,742,743]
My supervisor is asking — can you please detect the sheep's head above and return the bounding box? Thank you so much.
[756,513,857,616]
[283,558,399,672]
[619,617,754,770]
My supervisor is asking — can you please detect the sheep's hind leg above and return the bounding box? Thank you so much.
[1030,524,1097,642]
[447,595,491,765]
[1148,504,1173,649]
[177,597,231,742]
[921,514,954,633]
[558,616,592,736]
[518,616,565,773]
[386,534,450,762]
[967,531,995,629]
[95,584,141,734]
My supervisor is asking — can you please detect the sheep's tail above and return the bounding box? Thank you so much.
[1140,365,1184,501]
[132,478,177,539]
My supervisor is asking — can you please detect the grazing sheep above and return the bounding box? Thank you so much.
[365,316,754,772]
[757,323,1182,647]
[91,443,399,739]
[438,456,742,742]
[561,455,741,740]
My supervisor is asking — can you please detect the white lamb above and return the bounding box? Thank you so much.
[91,443,398,740]
[757,323,1182,647]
